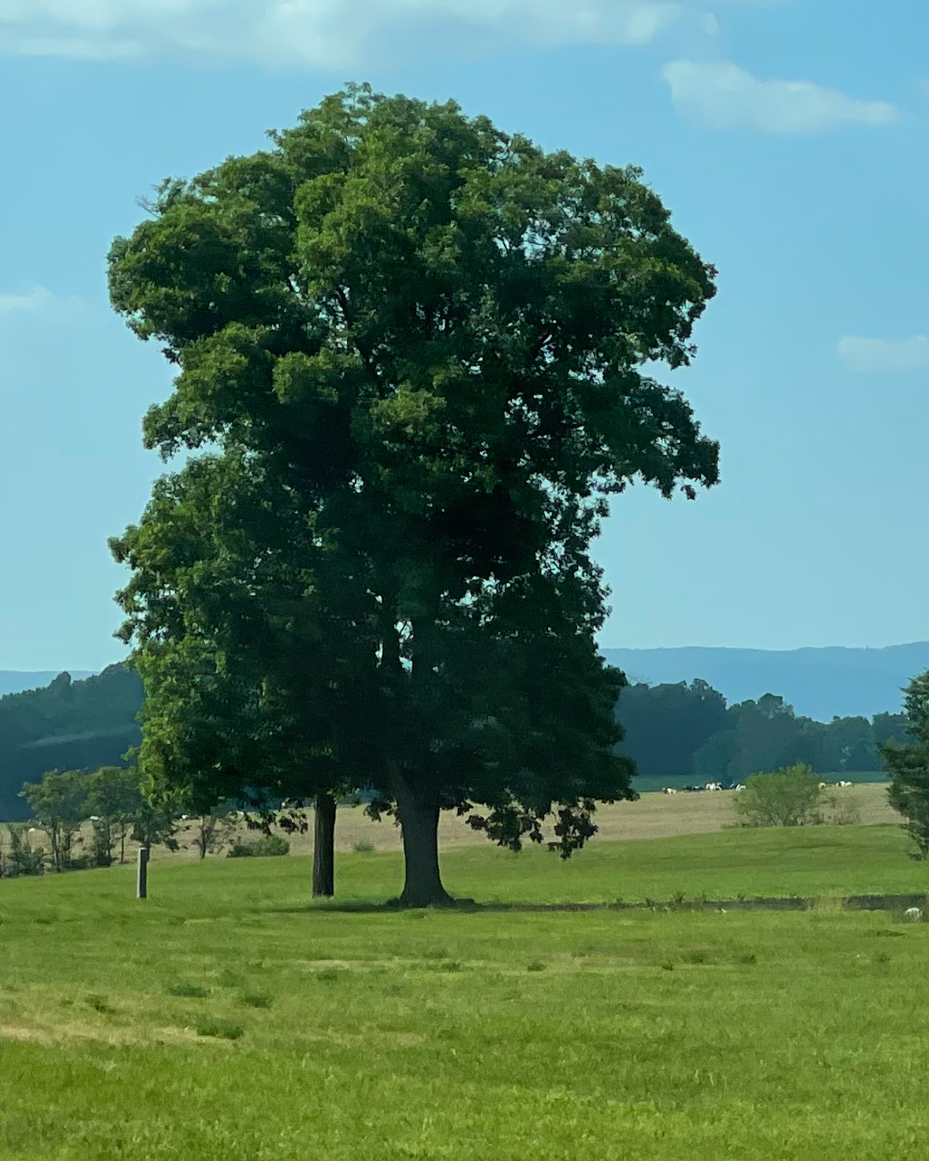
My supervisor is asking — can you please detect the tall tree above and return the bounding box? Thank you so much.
[882,671,929,858]
[109,85,718,906]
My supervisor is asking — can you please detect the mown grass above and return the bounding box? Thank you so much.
[0,826,928,1159]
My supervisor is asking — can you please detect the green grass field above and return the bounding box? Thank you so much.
[2,825,929,1160]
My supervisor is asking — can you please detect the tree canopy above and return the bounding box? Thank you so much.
[882,671,929,857]
[108,84,719,904]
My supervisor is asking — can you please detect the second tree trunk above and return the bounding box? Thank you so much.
[312,792,336,898]
[393,773,453,908]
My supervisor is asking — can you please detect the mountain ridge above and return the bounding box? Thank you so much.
[0,671,96,699]
[601,642,929,721]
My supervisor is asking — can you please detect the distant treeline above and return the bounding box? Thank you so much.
[0,666,143,821]
[0,669,905,821]
[616,679,909,784]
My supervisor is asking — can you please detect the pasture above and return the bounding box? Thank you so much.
[18,782,895,867]
[2,823,929,1159]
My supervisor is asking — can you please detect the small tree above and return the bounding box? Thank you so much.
[130,795,182,853]
[2,824,46,877]
[733,763,822,828]
[86,765,144,865]
[881,671,929,858]
[821,788,862,827]
[191,812,233,859]
[20,770,89,870]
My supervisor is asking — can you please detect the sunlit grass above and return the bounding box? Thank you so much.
[1,826,928,1159]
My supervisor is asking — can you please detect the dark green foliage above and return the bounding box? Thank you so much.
[733,764,823,828]
[0,666,143,821]
[690,694,889,785]
[882,672,929,858]
[616,679,728,780]
[872,712,912,749]
[698,696,821,784]
[167,983,211,998]
[227,834,290,858]
[108,85,720,905]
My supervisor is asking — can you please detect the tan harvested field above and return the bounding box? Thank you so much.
[7,783,897,866]
[312,782,898,854]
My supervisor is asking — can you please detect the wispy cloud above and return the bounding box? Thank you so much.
[0,286,55,316]
[0,0,686,65]
[662,60,900,133]
[837,335,929,374]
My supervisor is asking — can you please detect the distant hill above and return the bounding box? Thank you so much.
[601,643,929,722]
[0,667,143,820]
[0,671,96,698]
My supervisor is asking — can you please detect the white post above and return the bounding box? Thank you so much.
[137,846,150,899]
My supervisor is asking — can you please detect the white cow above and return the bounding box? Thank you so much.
[704,782,723,792]
[817,782,827,790]
[662,787,678,796]
[905,907,922,921]
[835,780,853,789]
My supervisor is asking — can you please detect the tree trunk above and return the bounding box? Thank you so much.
[312,793,336,898]
[393,772,453,908]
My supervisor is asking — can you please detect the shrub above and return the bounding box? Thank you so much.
[733,764,822,828]
[227,835,290,859]
[352,839,376,853]
[3,824,46,877]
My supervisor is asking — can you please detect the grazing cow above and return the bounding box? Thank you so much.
[818,782,827,790]
[733,784,746,791]
[905,907,922,921]
[662,787,678,796]
[704,782,722,792]
[835,780,853,789]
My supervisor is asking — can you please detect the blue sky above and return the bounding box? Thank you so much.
[1,0,927,670]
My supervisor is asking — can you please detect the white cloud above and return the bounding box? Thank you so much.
[0,0,686,65]
[662,60,900,133]
[0,287,88,324]
[0,286,55,316]
[837,335,929,374]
